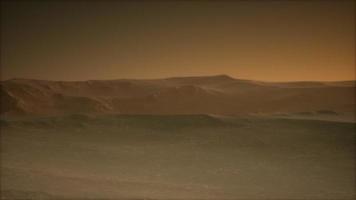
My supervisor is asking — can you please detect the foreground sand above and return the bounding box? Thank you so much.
[1,114,355,199]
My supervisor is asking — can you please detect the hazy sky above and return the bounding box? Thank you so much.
[1,0,355,81]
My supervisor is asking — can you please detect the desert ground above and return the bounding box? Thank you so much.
[1,75,355,199]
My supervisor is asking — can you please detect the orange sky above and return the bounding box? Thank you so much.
[1,0,355,81]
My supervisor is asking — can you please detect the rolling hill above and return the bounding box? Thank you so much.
[1,75,355,117]
[1,75,355,199]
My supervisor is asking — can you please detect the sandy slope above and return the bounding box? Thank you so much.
[1,75,354,117]
[1,114,355,199]
[1,75,355,199]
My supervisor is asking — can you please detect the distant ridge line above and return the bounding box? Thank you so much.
[2,74,356,83]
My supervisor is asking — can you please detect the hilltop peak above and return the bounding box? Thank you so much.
[212,74,235,80]
[165,74,235,81]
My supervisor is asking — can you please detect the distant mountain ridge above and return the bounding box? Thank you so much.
[1,75,355,116]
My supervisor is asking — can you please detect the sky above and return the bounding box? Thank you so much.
[1,0,355,81]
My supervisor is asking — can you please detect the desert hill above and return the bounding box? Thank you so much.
[1,76,355,199]
[1,75,355,116]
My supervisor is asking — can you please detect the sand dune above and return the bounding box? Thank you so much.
[1,75,355,117]
[1,76,355,199]
[1,114,355,199]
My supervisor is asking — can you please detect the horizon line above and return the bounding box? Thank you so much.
[1,74,356,83]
